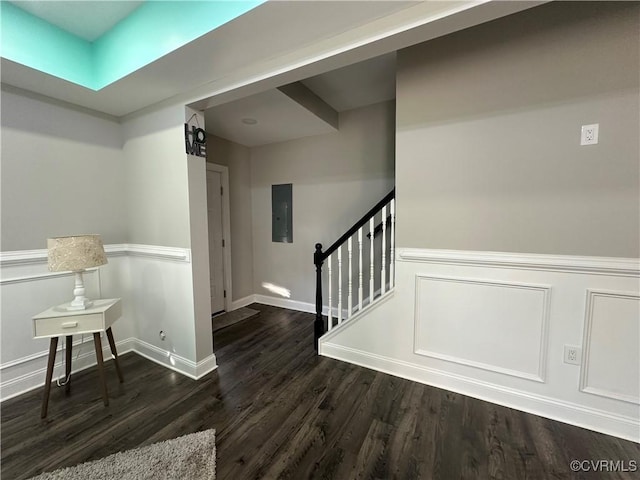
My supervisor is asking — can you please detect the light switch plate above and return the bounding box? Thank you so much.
[581,124,599,145]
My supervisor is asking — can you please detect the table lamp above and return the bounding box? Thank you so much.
[47,235,108,310]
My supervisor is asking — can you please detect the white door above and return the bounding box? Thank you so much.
[207,170,225,314]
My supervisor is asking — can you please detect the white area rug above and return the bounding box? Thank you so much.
[29,429,216,480]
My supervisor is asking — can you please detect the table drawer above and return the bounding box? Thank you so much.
[34,313,104,338]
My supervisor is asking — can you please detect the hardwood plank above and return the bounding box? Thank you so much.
[2,303,638,480]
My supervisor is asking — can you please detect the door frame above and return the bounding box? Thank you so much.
[206,162,233,312]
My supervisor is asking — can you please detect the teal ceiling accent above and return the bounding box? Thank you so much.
[1,2,94,87]
[1,0,266,90]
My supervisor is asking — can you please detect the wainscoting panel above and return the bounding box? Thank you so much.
[414,275,550,382]
[320,248,640,441]
[580,290,640,404]
[0,244,204,402]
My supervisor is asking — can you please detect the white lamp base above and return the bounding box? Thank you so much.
[66,270,94,311]
[67,298,94,311]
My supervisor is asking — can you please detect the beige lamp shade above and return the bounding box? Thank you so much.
[47,235,108,272]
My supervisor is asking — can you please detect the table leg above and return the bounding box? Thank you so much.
[41,337,58,418]
[105,328,124,383]
[93,333,109,406]
[65,336,72,394]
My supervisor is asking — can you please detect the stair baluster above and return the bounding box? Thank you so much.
[347,237,353,319]
[369,217,374,302]
[381,205,387,295]
[327,253,332,331]
[390,199,395,289]
[358,227,363,312]
[337,246,343,326]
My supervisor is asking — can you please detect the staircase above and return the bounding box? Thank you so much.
[313,189,395,350]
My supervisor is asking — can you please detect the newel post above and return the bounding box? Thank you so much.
[314,243,324,352]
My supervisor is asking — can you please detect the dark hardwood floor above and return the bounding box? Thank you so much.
[2,304,638,479]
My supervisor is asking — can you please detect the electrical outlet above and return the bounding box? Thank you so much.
[564,345,582,365]
[581,124,599,145]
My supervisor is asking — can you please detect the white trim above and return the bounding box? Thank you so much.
[0,245,189,284]
[123,244,190,262]
[1,337,136,402]
[413,275,551,383]
[0,269,98,286]
[319,343,640,443]
[254,283,393,319]
[0,249,49,266]
[195,354,218,379]
[206,163,233,312]
[0,335,96,371]
[0,337,217,402]
[132,339,217,380]
[230,294,257,311]
[580,289,640,405]
[102,244,128,257]
[397,248,640,277]
[254,294,316,314]
[0,244,190,268]
[253,294,348,318]
[320,289,396,344]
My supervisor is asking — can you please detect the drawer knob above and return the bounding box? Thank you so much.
[61,322,78,329]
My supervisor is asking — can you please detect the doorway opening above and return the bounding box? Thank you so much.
[206,163,232,314]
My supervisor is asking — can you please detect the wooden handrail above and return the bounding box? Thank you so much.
[312,189,395,351]
[316,189,395,265]
[367,215,391,239]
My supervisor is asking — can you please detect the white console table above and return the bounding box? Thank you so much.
[32,298,124,418]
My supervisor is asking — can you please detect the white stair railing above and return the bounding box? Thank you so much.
[313,189,395,349]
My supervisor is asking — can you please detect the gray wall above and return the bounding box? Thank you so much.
[207,135,255,301]
[396,1,640,257]
[122,104,192,248]
[250,101,395,305]
[187,109,214,362]
[1,89,127,250]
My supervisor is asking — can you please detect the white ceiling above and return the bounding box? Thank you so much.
[9,1,144,42]
[205,53,396,147]
[205,89,336,147]
[302,52,396,112]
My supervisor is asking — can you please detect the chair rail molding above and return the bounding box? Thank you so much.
[397,248,640,277]
[0,244,191,270]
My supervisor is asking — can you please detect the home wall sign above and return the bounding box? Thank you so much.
[185,124,207,157]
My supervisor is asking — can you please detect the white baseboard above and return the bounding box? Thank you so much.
[254,294,316,314]
[320,342,640,443]
[127,339,217,380]
[230,294,257,311]
[0,337,218,402]
[253,294,351,318]
[195,354,218,379]
[1,337,136,402]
